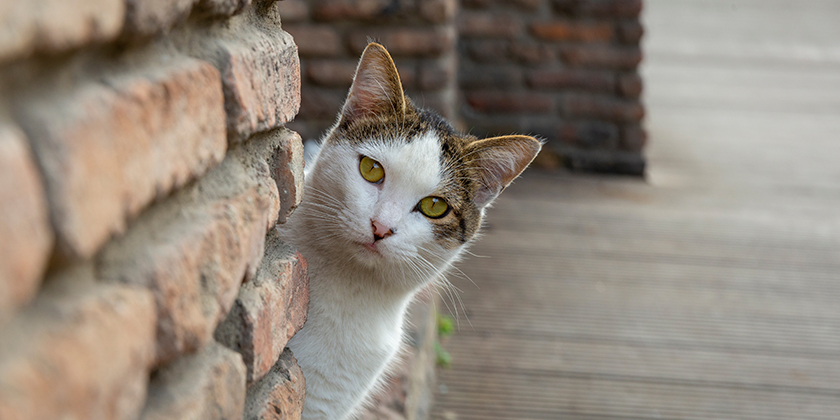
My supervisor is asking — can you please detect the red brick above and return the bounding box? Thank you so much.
[267,130,306,225]
[617,20,644,44]
[0,0,124,62]
[553,0,643,18]
[509,41,555,64]
[617,72,643,98]
[420,0,458,23]
[460,66,523,90]
[244,349,305,420]
[286,25,343,57]
[349,27,456,57]
[620,124,647,152]
[274,0,309,22]
[465,39,509,63]
[215,229,309,384]
[307,60,357,87]
[311,0,394,21]
[504,0,543,10]
[124,0,195,35]
[0,272,156,420]
[188,19,301,141]
[467,92,553,114]
[527,69,615,92]
[561,94,644,123]
[558,120,620,149]
[462,0,492,8]
[531,21,614,42]
[459,13,523,38]
[418,56,456,91]
[99,129,299,366]
[139,343,246,420]
[0,124,52,324]
[560,45,642,69]
[297,86,345,120]
[17,55,226,261]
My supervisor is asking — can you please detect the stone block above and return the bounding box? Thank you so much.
[181,14,301,142]
[17,55,226,261]
[0,123,52,324]
[561,94,644,123]
[139,343,247,420]
[466,91,554,114]
[286,25,343,57]
[124,0,197,36]
[244,349,305,420]
[0,268,156,420]
[531,21,614,42]
[526,69,615,92]
[215,229,309,384]
[99,128,301,366]
[0,0,124,63]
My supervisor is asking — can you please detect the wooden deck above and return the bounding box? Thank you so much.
[430,1,840,419]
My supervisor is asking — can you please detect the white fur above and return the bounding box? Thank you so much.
[281,131,466,420]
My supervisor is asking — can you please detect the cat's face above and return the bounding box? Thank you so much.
[302,43,540,286]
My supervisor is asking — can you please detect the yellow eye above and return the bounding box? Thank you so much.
[418,196,449,219]
[359,156,385,183]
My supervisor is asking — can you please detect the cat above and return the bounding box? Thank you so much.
[281,43,541,420]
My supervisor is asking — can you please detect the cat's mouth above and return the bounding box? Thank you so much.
[359,242,381,255]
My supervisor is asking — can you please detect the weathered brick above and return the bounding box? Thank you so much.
[527,69,615,92]
[504,0,543,11]
[311,0,401,21]
[531,21,614,42]
[560,45,642,69]
[274,0,309,22]
[124,0,196,35]
[0,0,124,63]
[617,72,643,98]
[297,86,345,120]
[465,39,509,63]
[307,59,357,87]
[460,66,523,90]
[17,55,226,261]
[462,0,492,8]
[420,0,458,23]
[98,128,301,365]
[348,27,456,57]
[617,20,644,44]
[467,92,553,114]
[215,229,308,384]
[459,13,523,38]
[196,0,252,18]
[509,40,555,64]
[0,123,52,324]
[620,124,647,152]
[182,16,301,142]
[286,25,343,57]
[139,343,247,420]
[553,146,645,175]
[0,268,156,420]
[558,120,620,149]
[418,56,456,91]
[244,349,305,420]
[553,0,643,18]
[561,94,644,123]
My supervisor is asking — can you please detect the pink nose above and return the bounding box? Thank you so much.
[371,220,394,241]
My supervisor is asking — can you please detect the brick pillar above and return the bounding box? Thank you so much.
[277,0,459,141]
[0,1,308,419]
[459,0,646,174]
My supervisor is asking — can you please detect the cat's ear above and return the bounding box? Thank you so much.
[340,43,406,124]
[467,135,542,207]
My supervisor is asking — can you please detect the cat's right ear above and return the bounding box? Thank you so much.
[340,43,406,125]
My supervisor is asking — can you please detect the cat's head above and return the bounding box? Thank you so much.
[303,43,540,286]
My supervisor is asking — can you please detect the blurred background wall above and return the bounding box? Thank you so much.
[281,0,646,175]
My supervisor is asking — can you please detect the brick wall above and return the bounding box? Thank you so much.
[0,1,309,419]
[459,0,646,174]
[277,0,459,142]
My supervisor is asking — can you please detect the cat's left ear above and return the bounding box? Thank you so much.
[340,43,406,125]
[467,135,542,208]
